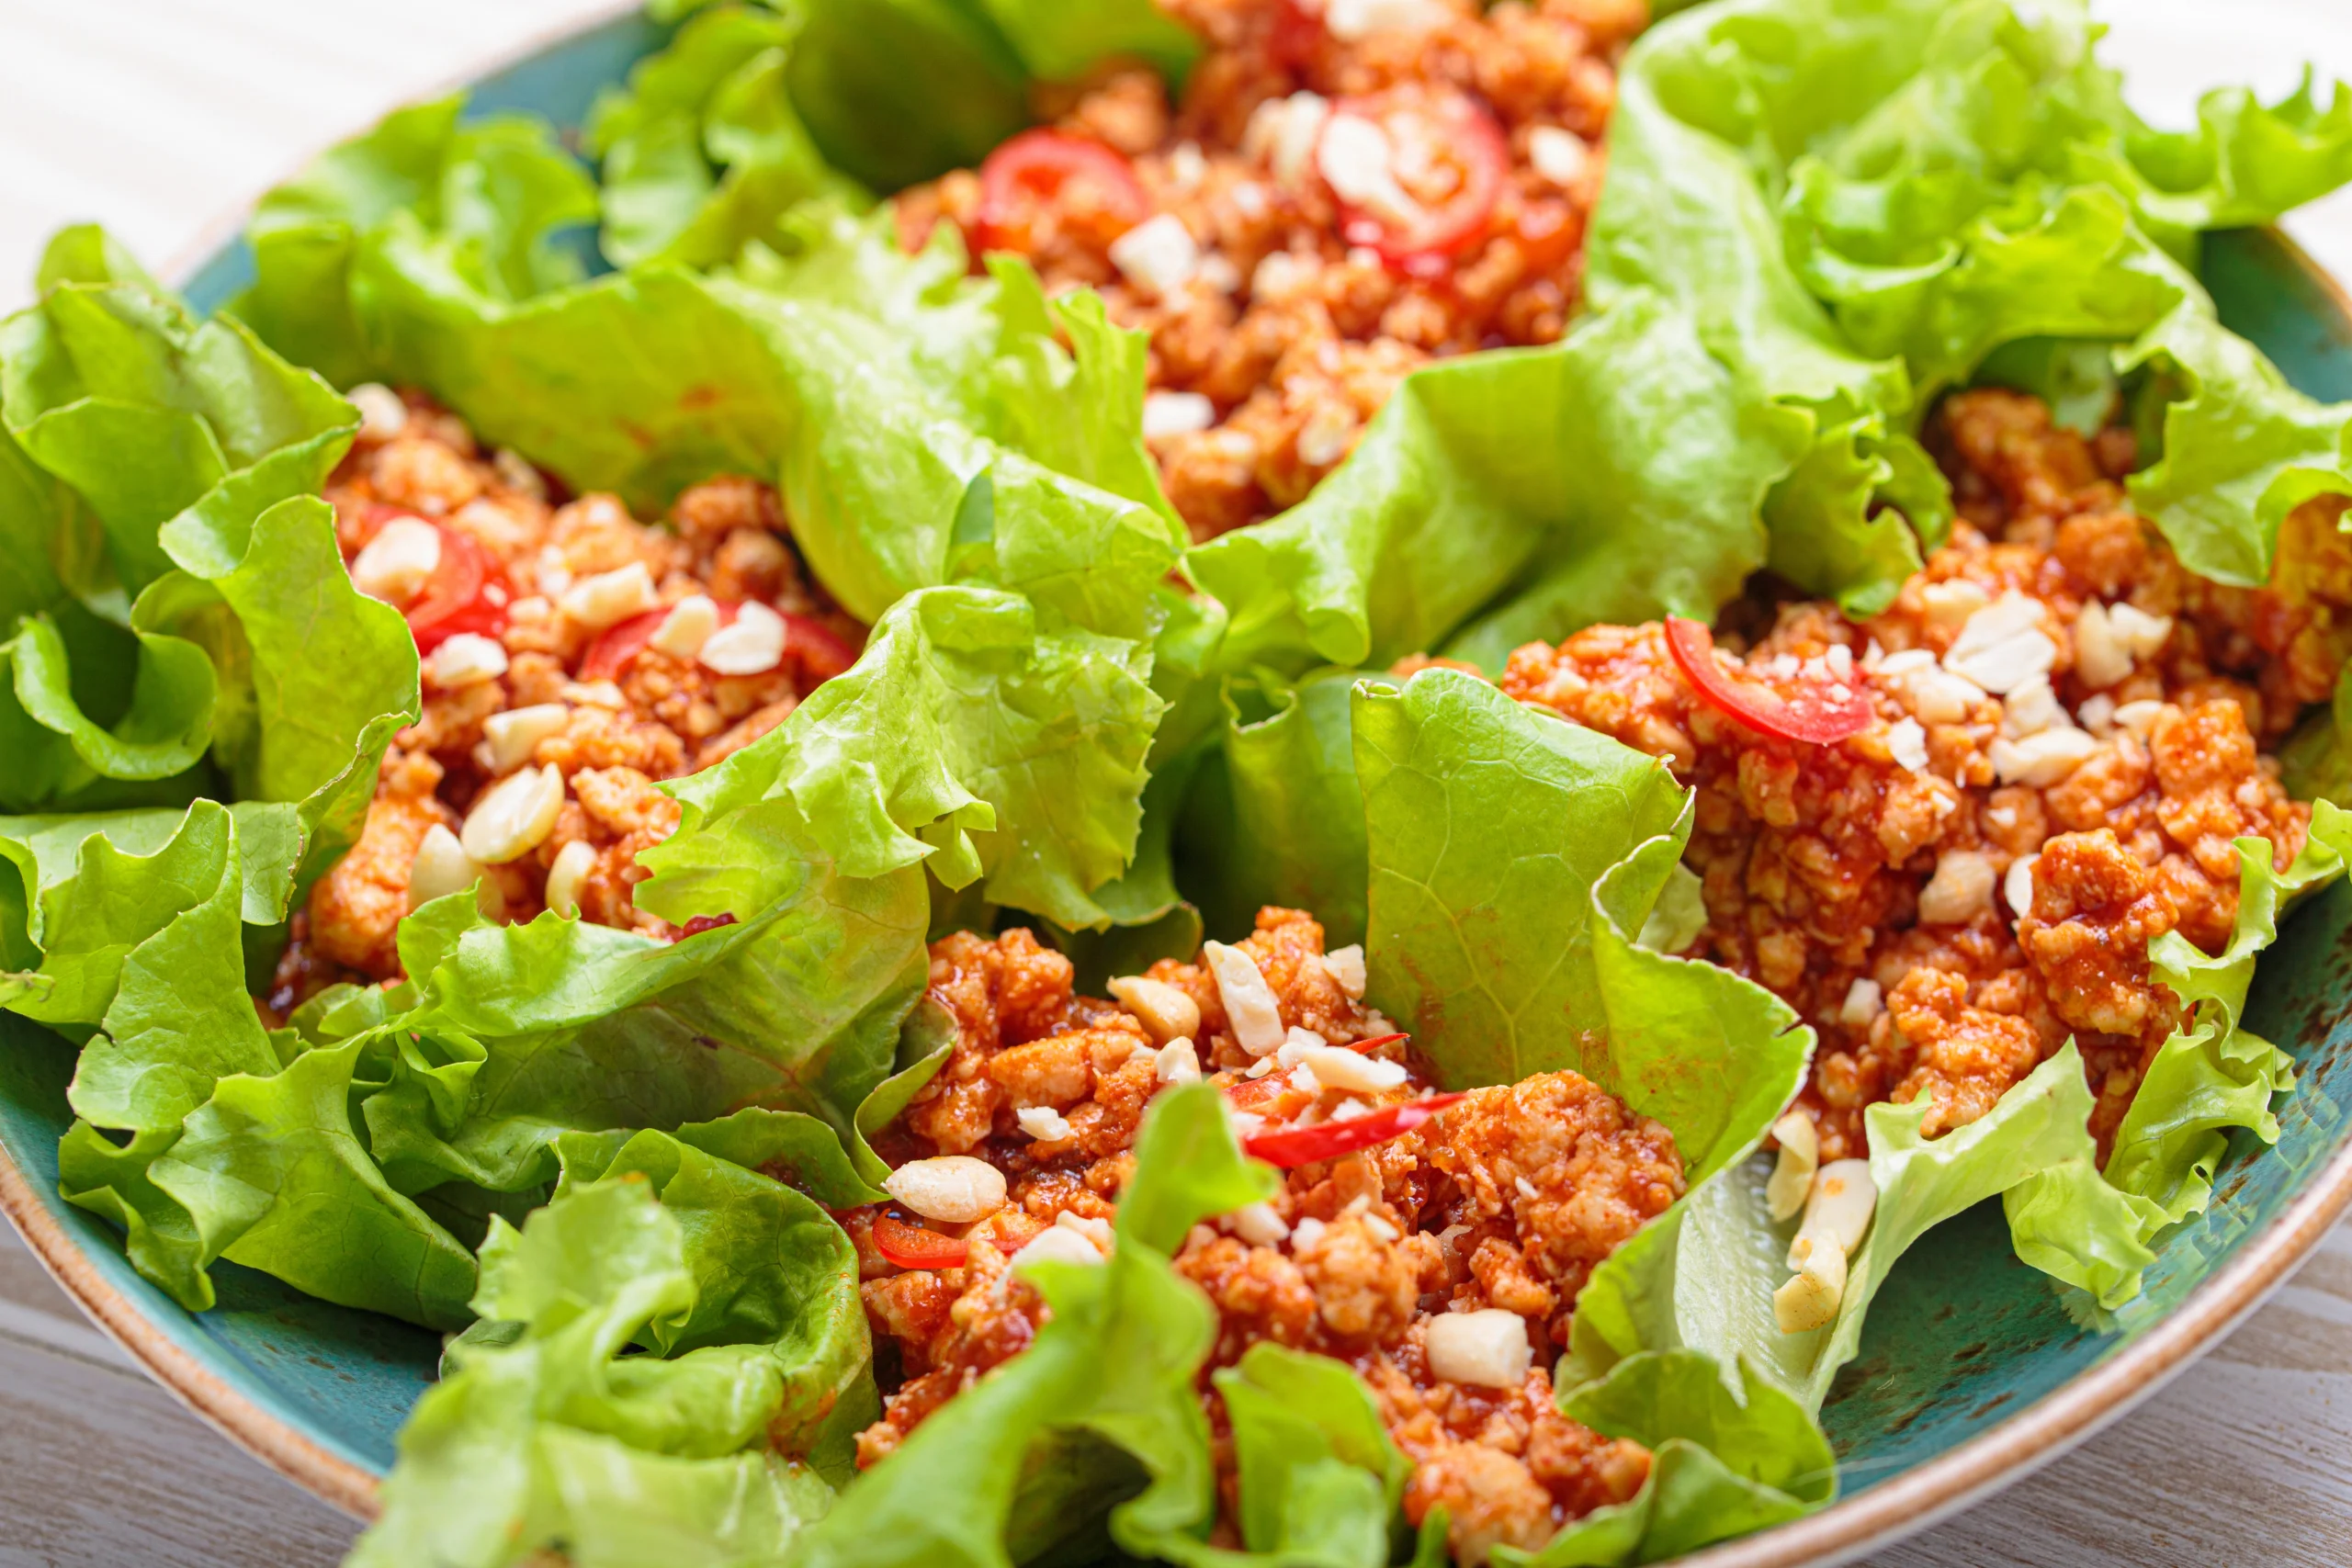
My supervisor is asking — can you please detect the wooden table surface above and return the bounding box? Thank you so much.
[3,1,2351,1564]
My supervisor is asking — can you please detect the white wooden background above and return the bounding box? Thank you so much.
[2,2,2350,1564]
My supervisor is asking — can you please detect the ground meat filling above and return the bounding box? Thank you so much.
[1498,389,2352,1161]
[266,389,863,1013]
[899,0,1645,541]
[847,909,1683,1562]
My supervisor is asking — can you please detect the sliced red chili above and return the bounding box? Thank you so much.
[579,601,741,683]
[403,525,511,654]
[872,1212,969,1270]
[785,614,860,682]
[1268,0,1325,68]
[1661,617,1874,746]
[1325,89,1510,276]
[1346,1032,1408,1055]
[974,130,1150,256]
[1243,1092,1466,1169]
[675,912,739,941]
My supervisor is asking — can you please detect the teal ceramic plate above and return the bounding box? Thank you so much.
[6,8,2352,1564]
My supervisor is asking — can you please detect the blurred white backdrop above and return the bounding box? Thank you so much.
[0,0,2348,308]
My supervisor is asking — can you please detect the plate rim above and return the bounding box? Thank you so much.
[0,6,2346,1558]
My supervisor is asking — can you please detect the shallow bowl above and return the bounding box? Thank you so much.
[4,8,2352,1564]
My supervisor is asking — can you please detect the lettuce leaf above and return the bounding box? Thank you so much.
[655,584,1164,930]
[1351,671,1810,1185]
[2125,71,2352,237]
[1340,670,1830,1558]
[2007,803,2352,1305]
[725,217,1183,628]
[238,96,598,389]
[1183,290,1809,678]
[17,800,331,1311]
[587,4,862,270]
[2118,301,2352,588]
[1590,0,2352,614]
[1177,667,1375,948]
[0,243,415,835]
[970,0,1201,86]
[243,106,1186,636]
[788,1080,1276,1568]
[1510,1352,1834,1567]
[348,1144,868,1568]
[781,0,1031,194]
[371,796,931,1176]
[587,0,1194,267]
[1567,804,2351,1420]
[1565,1042,2107,1417]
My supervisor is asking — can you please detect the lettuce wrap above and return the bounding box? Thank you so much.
[6,1,2352,1564]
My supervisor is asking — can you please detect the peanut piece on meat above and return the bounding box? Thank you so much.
[461,764,566,864]
[1106,975,1201,1043]
[1424,1308,1534,1389]
[1917,850,1996,924]
[1203,941,1285,1055]
[882,1156,1007,1224]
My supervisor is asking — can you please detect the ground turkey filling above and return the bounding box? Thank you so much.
[1495,389,2352,1163]
[899,0,1644,540]
[848,911,1682,1565]
[266,388,863,1011]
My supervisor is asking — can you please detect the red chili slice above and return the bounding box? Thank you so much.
[1243,1092,1466,1169]
[974,130,1150,257]
[579,603,860,686]
[579,601,741,683]
[1325,90,1510,276]
[872,1212,969,1270]
[675,912,739,941]
[1268,0,1325,67]
[785,614,861,682]
[404,526,511,654]
[1661,617,1873,746]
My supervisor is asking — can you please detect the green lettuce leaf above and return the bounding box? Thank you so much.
[725,218,1183,628]
[1511,1351,1835,1567]
[2007,803,2352,1304]
[655,584,1164,929]
[27,800,305,1309]
[1200,1343,1409,1568]
[1566,1042,2107,1414]
[2118,300,2352,588]
[588,4,863,270]
[788,1080,1275,1568]
[970,0,1201,85]
[348,1147,868,1568]
[243,107,1185,634]
[0,243,415,832]
[1568,803,2352,1414]
[1183,290,1809,678]
[2125,71,2352,236]
[1345,669,1831,1557]
[1589,0,2352,614]
[781,0,1030,194]
[352,794,928,1203]
[238,96,598,389]
[1178,667,1375,948]
[1351,671,1810,1185]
